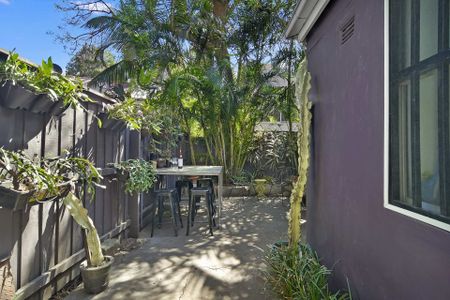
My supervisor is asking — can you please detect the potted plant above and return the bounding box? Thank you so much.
[51,156,113,294]
[97,112,123,130]
[109,159,157,194]
[0,53,38,110]
[0,51,96,119]
[63,193,113,294]
[0,147,114,294]
[0,148,66,210]
[254,178,268,198]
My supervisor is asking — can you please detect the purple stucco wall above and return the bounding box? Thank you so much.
[305,0,450,299]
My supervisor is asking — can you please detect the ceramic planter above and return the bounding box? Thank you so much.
[0,175,76,211]
[49,100,68,117]
[254,179,268,198]
[156,158,167,168]
[98,113,122,130]
[28,94,57,114]
[0,81,38,111]
[0,184,34,211]
[80,256,114,294]
[105,164,128,182]
[100,167,117,178]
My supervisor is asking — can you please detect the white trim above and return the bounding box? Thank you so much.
[383,0,450,232]
[285,0,330,41]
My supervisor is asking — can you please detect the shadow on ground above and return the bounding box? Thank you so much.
[65,197,289,300]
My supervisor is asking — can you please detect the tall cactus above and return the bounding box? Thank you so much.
[288,57,312,247]
[63,192,105,267]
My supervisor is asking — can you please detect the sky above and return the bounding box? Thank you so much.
[0,0,77,70]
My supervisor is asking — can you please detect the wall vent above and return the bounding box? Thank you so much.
[340,16,355,44]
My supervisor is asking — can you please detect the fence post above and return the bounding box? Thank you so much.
[128,130,141,238]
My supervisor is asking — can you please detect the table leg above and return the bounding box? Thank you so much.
[218,172,223,228]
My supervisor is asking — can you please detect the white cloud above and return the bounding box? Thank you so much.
[0,0,11,5]
[76,2,112,13]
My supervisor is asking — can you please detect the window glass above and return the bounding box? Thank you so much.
[398,80,413,205]
[419,69,440,214]
[391,0,411,71]
[389,0,450,223]
[420,0,438,61]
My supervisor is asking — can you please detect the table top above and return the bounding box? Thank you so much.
[156,166,224,176]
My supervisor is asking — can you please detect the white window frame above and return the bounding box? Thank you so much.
[383,0,450,232]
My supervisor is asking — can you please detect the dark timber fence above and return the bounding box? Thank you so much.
[0,91,133,299]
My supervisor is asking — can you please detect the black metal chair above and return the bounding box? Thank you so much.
[151,188,181,237]
[198,178,216,226]
[176,179,193,205]
[186,187,214,236]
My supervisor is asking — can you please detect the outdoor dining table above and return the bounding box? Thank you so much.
[155,165,224,227]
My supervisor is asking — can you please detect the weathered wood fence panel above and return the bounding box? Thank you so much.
[0,96,131,299]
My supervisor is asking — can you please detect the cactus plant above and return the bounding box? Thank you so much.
[63,192,104,267]
[288,57,312,248]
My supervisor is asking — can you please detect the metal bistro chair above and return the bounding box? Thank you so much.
[176,179,193,206]
[151,188,182,237]
[198,178,217,227]
[186,186,215,236]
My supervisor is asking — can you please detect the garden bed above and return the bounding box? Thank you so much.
[223,183,292,197]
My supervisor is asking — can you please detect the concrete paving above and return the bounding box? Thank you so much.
[65,197,289,300]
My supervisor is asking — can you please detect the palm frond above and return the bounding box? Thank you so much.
[89,59,140,86]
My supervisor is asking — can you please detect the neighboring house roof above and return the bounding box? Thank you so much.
[285,0,330,41]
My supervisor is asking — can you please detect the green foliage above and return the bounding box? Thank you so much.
[0,148,103,202]
[230,170,256,186]
[63,192,104,267]
[288,57,312,247]
[0,51,94,111]
[113,159,157,194]
[0,148,60,196]
[49,155,104,197]
[106,98,181,159]
[249,132,298,182]
[265,244,351,300]
[105,98,162,133]
[0,148,105,267]
[66,44,115,78]
[57,0,303,179]
[0,52,30,84]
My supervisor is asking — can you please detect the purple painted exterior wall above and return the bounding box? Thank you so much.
[305,0,450,299]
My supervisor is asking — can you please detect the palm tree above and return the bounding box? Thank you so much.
[57,0,302,178]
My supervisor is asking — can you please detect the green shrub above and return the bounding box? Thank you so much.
[265,244,351,300]
[0,52,94,113]
[112,159,157,194]
[0,148,103,203]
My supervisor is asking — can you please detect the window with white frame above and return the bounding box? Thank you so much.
[388,0,450,224]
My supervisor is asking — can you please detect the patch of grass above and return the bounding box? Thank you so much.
[264,243,351,300]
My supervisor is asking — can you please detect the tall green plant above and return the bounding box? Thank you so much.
[63,192,104,267]
[57,0,302,179]
[288,57,312,247]
[265,244,351,300]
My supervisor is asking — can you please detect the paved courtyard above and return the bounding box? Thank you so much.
[66,197,289,300]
